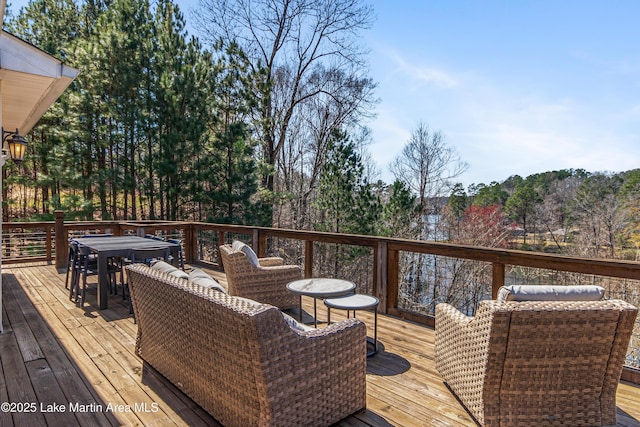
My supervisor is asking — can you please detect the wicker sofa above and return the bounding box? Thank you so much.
[435,297,638,427]
[126,263,366,427]
[218,242,300,309]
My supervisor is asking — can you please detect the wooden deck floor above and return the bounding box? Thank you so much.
[1,263,640,427]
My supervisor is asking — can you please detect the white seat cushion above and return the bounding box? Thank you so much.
[497,285,605,302]
[282,312,314,332]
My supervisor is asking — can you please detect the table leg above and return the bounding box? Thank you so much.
[313,297,318,328]
[97,254,109,309]
[369,308,378,357]
[298,295,303,322]
[169,246,179,266]
[374,308,378,347]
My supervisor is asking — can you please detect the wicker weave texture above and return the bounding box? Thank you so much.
[435,299,638,427]
[126,264,367,427]
[219,244,301,309]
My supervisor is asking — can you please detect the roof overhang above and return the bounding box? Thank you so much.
[1,1,80,134]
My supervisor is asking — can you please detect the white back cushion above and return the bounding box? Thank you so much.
[189,268,226,293]
[497,285,605,302]
[151,260,188,279]
[231,240,259,267]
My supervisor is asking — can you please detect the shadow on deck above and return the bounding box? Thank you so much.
[1,262,639,426]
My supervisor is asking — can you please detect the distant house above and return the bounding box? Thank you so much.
[507,222,526,237]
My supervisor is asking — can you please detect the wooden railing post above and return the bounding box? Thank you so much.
[54,210,66,269]
[492,263,505,299]
[385,247,399,315]
[304,240,313,278]
[376,241,387,312]
[184,223,195,264]
[113,222,123,236]
[46,227,52,263]
[255,229,267,258]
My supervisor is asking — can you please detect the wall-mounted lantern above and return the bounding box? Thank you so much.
[1,128,28,163]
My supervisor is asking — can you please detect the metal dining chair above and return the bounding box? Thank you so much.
[144,234,165,241]
[78,233,126,295]
[129,247,171,265]
[71,244,119,307]
[167,238,185,270]
[65,239,79,290]
[122,247,172,317]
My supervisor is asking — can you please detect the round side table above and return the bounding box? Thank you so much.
[324,294,379,357]
[286,278,356,327]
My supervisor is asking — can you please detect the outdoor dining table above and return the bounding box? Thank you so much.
[77,236,180,309]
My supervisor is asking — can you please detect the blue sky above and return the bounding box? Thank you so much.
[7,0,640,188]
[357,1,640,187]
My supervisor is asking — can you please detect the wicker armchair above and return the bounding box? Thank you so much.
[126,264,367,427]
[435,299,638,427]
[219,243,300,309]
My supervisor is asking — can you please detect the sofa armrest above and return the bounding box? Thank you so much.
[252,314,367,426]
[236,264,302,309]
[221,247,301,309]
[258,257,284,266]
[435,301,510,427]
[255,264,301,275]
[436,303,473,329]
[435,303,475,388]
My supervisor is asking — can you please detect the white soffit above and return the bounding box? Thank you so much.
[0,27,79,134]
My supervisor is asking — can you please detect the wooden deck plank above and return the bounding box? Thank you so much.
[0,327,47,426]
[68,310,179,426]
[41,263,216,427]
[2,274,45,362]
[140,364,219,427]
[342,409,388,427]
[2,263,640,427]
[7,266,145,426]
[5,271,113,427]
[24,359,81,427]
[82,321,193,427]
[0,305,15,427]
[6,267,127,426]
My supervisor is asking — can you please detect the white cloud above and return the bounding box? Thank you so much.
[381,49,459,89]
[452,91,640,184]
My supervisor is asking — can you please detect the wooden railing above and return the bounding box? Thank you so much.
[3,211,639,315]
[3,211,640,382]
[1,221,54,264]
[2,211,638,314]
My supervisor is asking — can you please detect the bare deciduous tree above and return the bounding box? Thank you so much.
[195,0,377,226]
[569,173,624,258]
[390,122,468,238]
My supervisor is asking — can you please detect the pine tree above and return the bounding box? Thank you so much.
[314,129,381,275]
[4,0,83,219]
[382,180,418,238]
[198,43,261,224]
